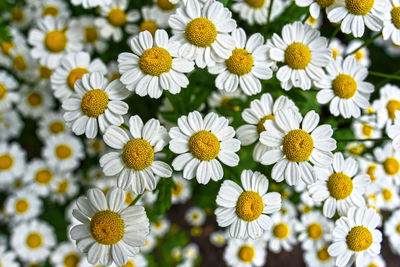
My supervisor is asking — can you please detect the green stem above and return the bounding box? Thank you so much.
[346,32,382,56]
[329,27,340,44]
[336,137,390,143]
[369,71,400,81]
[267,0,275,24]
[130,194,143,206]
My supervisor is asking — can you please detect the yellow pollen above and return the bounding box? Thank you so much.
[244,0,266,8]
[189,130,220,161]
[43,6,59,16]
[273,223,290,239]
[396,223,400,234]
[345,0,374,15]
[354,50,365,61]
[386,99,400,120]
[282,129,314,162]
[302,205,312,214]
[332,74,357,99]
[368,264,378,267]
[0,154,14,170]
[122,139,154,170]
[367,194,377,201]
[122,260,135,267]
[361,124,373,138]
[84,26,99,43]
[383,157,400,175]
[109,72,121,81]
[332,48,340,59]
[257,115,275,134]
[80,89,109,117]
[307,223,323,240]
[366,107,374,114]
[316,246,331,262]
[64,253,80,267]
[13,55,27,71]
[0,83,7,100]
[366,164,377,182]
[346,226,373,252]
[190,226,202,236]
[49,121,65,134]
[55,144,72,160]
[67,67,89,91]
[35,169,53,184]
[348,144,366,156]
[235,191,264,222]
[171,182,183,196]
[391,7,400,29]
[27,92,43,107]
[327,172,353,200]
[102,187,111,196]
[90,210,125,245]
[238,245,255,263]
[185,18,217,47]
[307,16,317,25]
[125,192,135,205]
[45,30,67,53]
[39,66,52,79]
[15,199,29,214]
[285,42,311,70]
[139,20,158,36]
[382,188,393,201]
[156,0,176,11]
[90,139,102,152]
[11,8,24,22]
[225,48,254,76]
[108,8,127,27]
[139,47,172,76]
[1,41,14,56]
[57,181,69,194]
[26,233,43,249]
[14,180,22,188]
[315,0,335,7]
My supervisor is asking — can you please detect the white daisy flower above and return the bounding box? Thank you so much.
[346,39,371,67]
[11,220,56,263]
[70,187,149,266]
[267,21,331,90]
[375,183,400,211]
[352,115,382,147]
[329,38,345,59]
[169,111,241,184]
[100,115,172,194]
[171,173,192,204]
[0,109,23,141]
[134,6,162,37]
[42,133,84,172]
[37,112,69,141]
[9,45,39,82]
[168,0,237,68]
[304,242,335,267]
[185,206,206,227]
[62,72,129,139]
[0,142,26,189]
[263,213,298,253]
[5,189,42,223]
[151,217,171,236]
[328,207,382,267]
[316,56,373,119]
[35,0,70,19]
[152,0,179,28]
[4,6,34,29]
[232,0,287,25]
[236,93,299,162]
[70,16,108,54]
[49,172,79,204]
[95,0,140,42]
[374,84,400,130]
[182,243,200,262]
[0,250,19,267]
[215,170,282,239]
[358,157,383,195]
[85,137,107,157]
[296,211,333,250]
[118,30,194,98]
[121,254,148,267]
[0,70,19,111]
[260,109,336,186]
[51,52,107,100]
[373,142,400,185]
[71,0,112,8]
[358,254,386,267]
[23,159,57,197]
[388,110,400,150]
[223,238,267,267]
[140,233,156,253]
[295,0,336,19]
[28,16,82,68]
[50,242,83,267]
[107,61,121,82]
[207,89,246,113]
[210,230,227,248]
[308,152,370,218]
[384,209,400,255]
[17,85,54,119]
[208,28,273,95]
[305,14,323,29]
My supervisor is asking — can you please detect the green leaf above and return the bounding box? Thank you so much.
[146,178,174,221]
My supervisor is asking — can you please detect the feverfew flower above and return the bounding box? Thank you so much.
[223,238,267,267]
[0,142,26,188]
[264,213,298,253]
[384,209,400,255]
[0,70,19,111]
[295,0,336,19]
[383,1,400,45]
[296,211,333,250]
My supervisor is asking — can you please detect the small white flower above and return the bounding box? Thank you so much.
[263,213,298,253]
[0,142,26,188]
[71,0,112,8]
[5,190,42,224]
[50,242,82,267]
[185,206,206,227]
[37,112,69,140]
[17,85,54,119]
[0,70,19,111]
[0,250,19,267]
[223,238,267,267]
[0,109,23,142]
[151,217,171,236]
[304,242,335,267]
[295,0,336,19]
[384,209,400,255]
[346,39,371,67]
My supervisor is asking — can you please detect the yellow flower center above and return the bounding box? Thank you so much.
[368,264,378,267]
[396,223,400,234]
[237,245,255,263]
[27,92,43,107]
[139,47,173,76]
[0,154,14,170]
[332,74,357,99]
[35,169,53,184]
[386,99,400,120]
[307,223,323,240]
[15,199,29,214]
[366,164,377,182]
[64,253,80,267]
[383,157,400,175]
[39,66,52,79]
[1,41,14,56]
[156,0,176,11]
[125,192,135,205]
[391,7,400,29]
[257,115,275,134]
[26,233,43,249]
[382,188,393,201]
[219,97,239,111]
[189,130,220,161]
[122,139,154,170]
[122,260,135,267]
[90,139,103,152]
[285,42,311,70]
[346,226,373,252]
[327,172,353,200]
[45,30,67,53]
[244,0,266,8]
[235,191,264,222]
[139,20,158,36]
[110,72,122,82]
[67,67,89,91]
[171,182,183,196]
[43,5,59,16]
[185,18,217,48]
[90,210,125,245]
[316,246,331,262]
[348,143,366,156]
[302,205,312,214]
[225,48,254,76]
[81,89,109,117]
[345,0,374,15]
[0,83,7,100]
[57,180,69,193]
[282,129,314,162]
[84,26,99,43]
[108,8,127,27]
[13,55,27,71]
[11,7,24,22]
[361,124,373,138]
[14,180,22,189]
[332,48,340,59]
[315,0,335,7]
[273,223,290,239]
[55,144,72,160]
[49,121,65,134]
